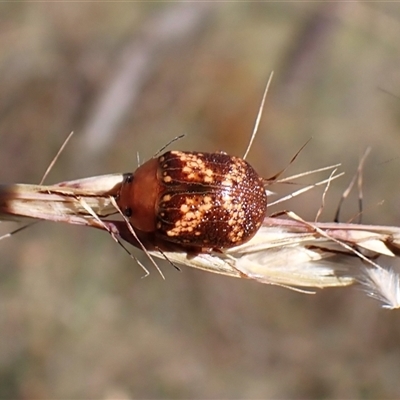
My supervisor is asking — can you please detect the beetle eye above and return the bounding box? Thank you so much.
[124,207,133,217]
[124,174,133,184]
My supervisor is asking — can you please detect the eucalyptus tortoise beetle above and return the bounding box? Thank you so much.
[116,150,267,250]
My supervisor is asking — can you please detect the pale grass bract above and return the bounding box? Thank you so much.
[1,156,400,309]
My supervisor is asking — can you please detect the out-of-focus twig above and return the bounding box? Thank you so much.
[80,3,212,161]
[275,2,341,107]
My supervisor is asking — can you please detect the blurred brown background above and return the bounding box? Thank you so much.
[0,3,400,399]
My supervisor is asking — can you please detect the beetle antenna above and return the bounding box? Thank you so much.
[110,196,166,279]
[78,195,153,278]
[153,134,186,158]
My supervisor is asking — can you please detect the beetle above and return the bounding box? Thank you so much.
[116,150,267,251]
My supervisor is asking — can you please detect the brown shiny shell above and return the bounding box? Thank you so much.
[117,150,267,249]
